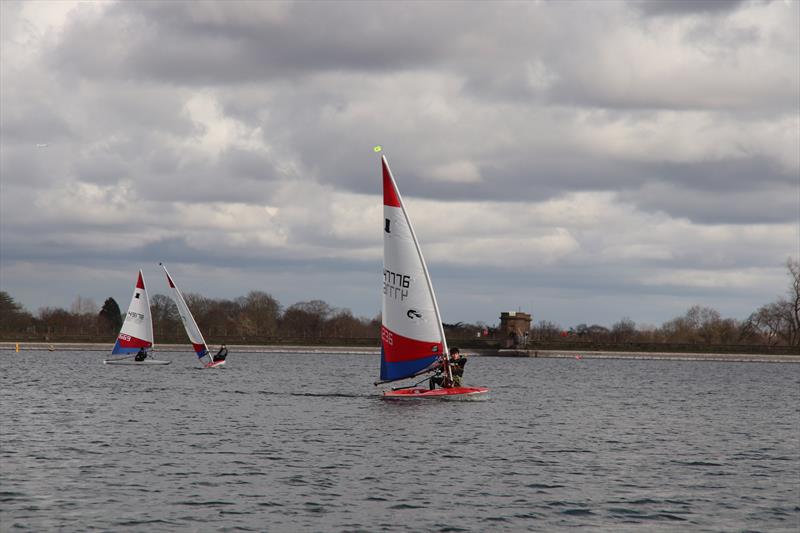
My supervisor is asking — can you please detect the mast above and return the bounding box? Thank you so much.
[382,155,452,380]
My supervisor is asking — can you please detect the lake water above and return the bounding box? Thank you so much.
[1,350,798,532]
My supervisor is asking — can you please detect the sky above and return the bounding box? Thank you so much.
[1,0,798,329]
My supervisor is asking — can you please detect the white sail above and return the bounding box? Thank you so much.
[380,155,448,381]
[111,270,154,354]
[161,263,210,361]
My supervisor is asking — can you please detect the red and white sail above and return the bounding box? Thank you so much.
[111,270,154,355]
[161,263,210,361]
[380,155,448,381]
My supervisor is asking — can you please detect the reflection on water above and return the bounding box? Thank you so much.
[1,351,798,532]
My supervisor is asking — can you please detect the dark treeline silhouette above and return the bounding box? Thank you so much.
[1,290,380,345]
[1,259,798,351]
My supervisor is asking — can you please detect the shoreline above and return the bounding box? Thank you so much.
[1,342,797,363]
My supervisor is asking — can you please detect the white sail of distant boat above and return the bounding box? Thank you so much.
[104,270,170,365]
[161,263,226,368]
[376,152,488,399]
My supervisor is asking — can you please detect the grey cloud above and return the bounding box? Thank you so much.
[634,0,750,17]
[130,154,286,205]
[49,1,468,84]
[220,148,283,183]
[1,146,68,188]
[45,1,796,115]
[0,104,72,146]
[621,180,799,225]
[1,231,375,278]
[615,157,799,225]
[73,146,131,185]
[643,157,797,192]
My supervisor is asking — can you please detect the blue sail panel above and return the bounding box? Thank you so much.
[380,349,438,381]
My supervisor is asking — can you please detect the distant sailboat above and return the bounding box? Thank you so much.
[161,263,226,368]
[104,270,170,365]
[376,153,488,399]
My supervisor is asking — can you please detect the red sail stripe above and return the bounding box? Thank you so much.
[116,335,152,349]
[383,158,402,208]
[136,271,145,290]
[381,326,442,363]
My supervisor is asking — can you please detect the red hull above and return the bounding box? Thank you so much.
[204,360,226,369]
[382,386,489,400]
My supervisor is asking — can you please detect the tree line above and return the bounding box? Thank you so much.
[1,259,798,350]
[0,290,380,344]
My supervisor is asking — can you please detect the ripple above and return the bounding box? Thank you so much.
[174,500,235,506]
[561,508,595,516]
[671,460,724,466]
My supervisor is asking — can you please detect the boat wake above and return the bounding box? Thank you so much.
[257,391,374,399]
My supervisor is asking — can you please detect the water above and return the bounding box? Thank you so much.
[1,350,798,532]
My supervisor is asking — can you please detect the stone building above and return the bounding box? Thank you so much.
[499,311,532,348]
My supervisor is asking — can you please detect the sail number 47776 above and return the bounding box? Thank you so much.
[384,269,410,301]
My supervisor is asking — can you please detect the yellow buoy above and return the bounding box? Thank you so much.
[15,343,20,352]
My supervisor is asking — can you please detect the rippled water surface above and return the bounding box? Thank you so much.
[1,350,798,532]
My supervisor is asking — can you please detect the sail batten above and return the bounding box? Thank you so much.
[380,155,448,381]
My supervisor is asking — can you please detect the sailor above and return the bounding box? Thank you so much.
[134,348,147,362]
[213,344,228,362]
[429,348,465,389]
[450,348,467,387]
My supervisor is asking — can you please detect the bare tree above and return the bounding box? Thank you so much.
[238,291,280,336]
[70,296,98,315]
[744,258,800,346]
[532,320,562,341]
[787,257,800,345]
[661,305,732,344]
[746,301,794,346]
[281,300,333,338]
[151,294,180,337]
[611,317,636,343]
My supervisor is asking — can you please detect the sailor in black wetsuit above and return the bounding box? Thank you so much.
[450,348,467,387]
[429,348,466,389]
[213,344,228,362]
[134,348,147,362]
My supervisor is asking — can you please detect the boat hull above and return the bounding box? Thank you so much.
[203,360,226,369]
[382,386,489,400]
[104,358,171,365]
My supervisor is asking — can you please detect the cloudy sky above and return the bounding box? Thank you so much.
[1,0,798,328]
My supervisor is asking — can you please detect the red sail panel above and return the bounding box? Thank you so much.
[383,158,402,208]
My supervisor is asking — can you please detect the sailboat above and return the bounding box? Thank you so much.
[375,153,489,399]
[160,263,225,368]
[104,270,170,365]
